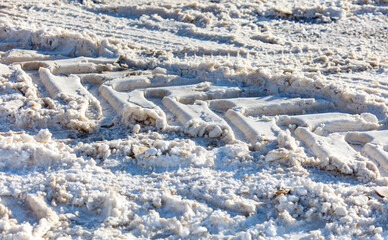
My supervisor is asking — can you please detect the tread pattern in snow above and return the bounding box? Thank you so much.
[1,51,387,178]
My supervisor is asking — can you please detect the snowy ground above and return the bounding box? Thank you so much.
[0,0,387,239]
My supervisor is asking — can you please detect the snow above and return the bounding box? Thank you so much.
[0,0,387,239]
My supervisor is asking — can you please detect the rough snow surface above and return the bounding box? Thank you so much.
[0,0,387,239]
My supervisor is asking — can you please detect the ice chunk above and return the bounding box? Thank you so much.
[225,109,280,151]
[39,67,102,119]
[279,112,379,134]
[50,57,116,74]
[145,82,241,104]
[99,85,130,114]
[163,97,234,141]
[40,68,89,99]
[346,130,388,172]
[346,130,388,146]
[209,96,333,115]
[295,127,378,178]
[99,85,167,129]
[21,57,116,74]
[107,75,151,91]
[1,49,54,64]
[105,74,202,91]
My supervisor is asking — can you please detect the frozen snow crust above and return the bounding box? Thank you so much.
[0,0,387,239]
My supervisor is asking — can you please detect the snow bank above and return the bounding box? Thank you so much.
[0,25,117,58]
